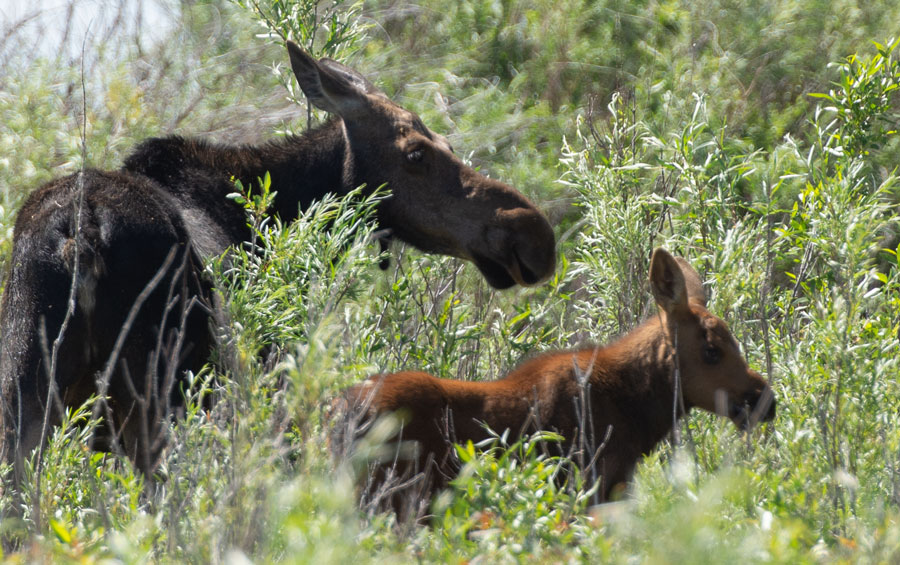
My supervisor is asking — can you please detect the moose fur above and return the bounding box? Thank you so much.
[0,42,556,480]
[340,248,776,516]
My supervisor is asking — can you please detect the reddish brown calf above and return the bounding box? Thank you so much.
[339,248,775,516]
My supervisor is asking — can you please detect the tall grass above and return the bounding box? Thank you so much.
[0,0,899,561]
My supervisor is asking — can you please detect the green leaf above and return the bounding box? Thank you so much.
[49,519,72,544]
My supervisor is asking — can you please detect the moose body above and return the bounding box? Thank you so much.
[341,249,776,514]
[0,42,556,479]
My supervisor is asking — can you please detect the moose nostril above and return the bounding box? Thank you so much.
[508,218,556,285]
[486,196,556,287]
[513,248,542,285]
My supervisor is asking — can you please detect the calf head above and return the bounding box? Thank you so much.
[286,41,556,288]
[649,248,776,429]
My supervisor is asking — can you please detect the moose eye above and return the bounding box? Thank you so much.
[406,148,425,163]
[703,345,721,365]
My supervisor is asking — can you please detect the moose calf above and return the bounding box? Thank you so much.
[339,248,776,516]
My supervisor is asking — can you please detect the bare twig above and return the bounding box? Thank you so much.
[91,246,179,459]
[32,25,93,528]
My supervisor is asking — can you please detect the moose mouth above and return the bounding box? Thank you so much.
[728,390,777,431]
[470,250,542,289]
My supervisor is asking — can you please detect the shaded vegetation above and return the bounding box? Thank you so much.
[0,0,898,561]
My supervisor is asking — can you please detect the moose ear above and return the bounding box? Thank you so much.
[286,41,377,118]
[649,248,690,315]
[674,256,707,307]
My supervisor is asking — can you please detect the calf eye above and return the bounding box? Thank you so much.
[703,345,720,364]
[406,148,425,163]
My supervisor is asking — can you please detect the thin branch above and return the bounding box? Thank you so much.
[91,246,180,458]
[32,25,93,528]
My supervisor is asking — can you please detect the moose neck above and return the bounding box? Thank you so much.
[236,118,351,221]
[596,316,682,453]
[139,118,352,223]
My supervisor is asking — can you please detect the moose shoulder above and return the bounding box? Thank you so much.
[339,249,776,517]
[0,42,556,481]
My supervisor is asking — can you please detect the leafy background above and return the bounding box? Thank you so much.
[0,0,898,561]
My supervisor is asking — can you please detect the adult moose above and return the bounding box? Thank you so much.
[0,41,556,482]
[339,248,776,517]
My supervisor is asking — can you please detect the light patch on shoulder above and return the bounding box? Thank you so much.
[58,237,105,317]
[76,263,101,317]
[178,208,230,260]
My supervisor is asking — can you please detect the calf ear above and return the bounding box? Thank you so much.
[649,248,689,315]
[674,256,707,307]
[286,41,374,118]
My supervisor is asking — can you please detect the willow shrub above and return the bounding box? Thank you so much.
[3,0,900,559]
[552,37,900,561]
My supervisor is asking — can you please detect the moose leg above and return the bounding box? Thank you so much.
[93,243,212,477]
[2,390,48,483]
[0,256,97,485]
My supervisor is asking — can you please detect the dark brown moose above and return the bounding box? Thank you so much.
[340,248,775,516]
[0,41,556,482]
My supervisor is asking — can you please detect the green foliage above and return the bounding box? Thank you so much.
[1,0,900,561]
[214,186,384,361]
[425,431,594,562]
[228,0,369,127]
[556,33,900,561]
[809,37,900,161]
[231,0,367,59]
